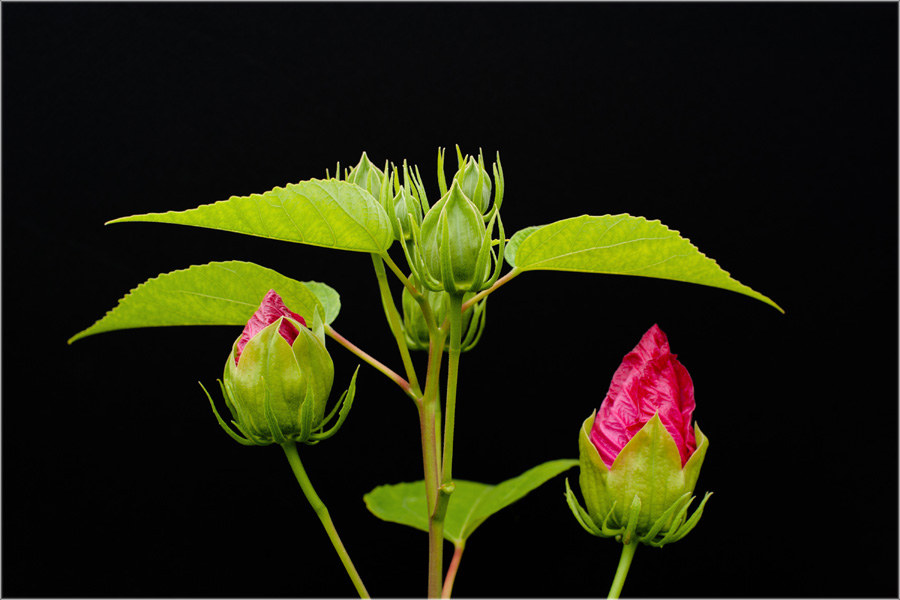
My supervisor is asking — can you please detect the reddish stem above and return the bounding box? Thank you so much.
[441,544,465,598]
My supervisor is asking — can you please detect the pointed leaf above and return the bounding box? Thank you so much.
[507,215,782,312]
[68,261,339,343]
[108,179,393,253]
[363,459,577,545]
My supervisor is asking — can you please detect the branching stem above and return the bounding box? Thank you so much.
[326,325,418,404]
[442,544,465,598]
[461,267,521,313]
[370,253,423,396]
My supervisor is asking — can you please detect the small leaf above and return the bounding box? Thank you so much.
[508,214,782,312]
[363,459,577,545]
[503,225,542,267]
[68,261,339,343]
[302,281,341,325]
[108,179,393,253]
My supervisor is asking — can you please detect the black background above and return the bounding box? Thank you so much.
[3,2,898,598]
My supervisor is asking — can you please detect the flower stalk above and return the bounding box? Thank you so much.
[607,539,638,599]
[281,442,370,599]
[370,253,423,397]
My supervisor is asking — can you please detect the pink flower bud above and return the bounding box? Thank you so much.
[235,290,307,365]
[589,324,697,468]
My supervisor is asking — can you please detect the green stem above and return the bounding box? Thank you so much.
[280,442,370,599]
[421,331,446,599]
[326,325,418,404]
[441,293,464,485]
[379,251,416,294]
[607,540,639,599]
[370,254,423,397]
[441,544,465,598]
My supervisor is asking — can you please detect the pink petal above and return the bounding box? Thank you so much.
[590,324,697,468]
[234,290,307,365]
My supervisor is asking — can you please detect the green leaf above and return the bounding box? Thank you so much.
[363,459,577,545]
[302,281,341,325]
[502,224,542,267]
[506,214,783,312]
[68,261,340,344]
[108,179,393,253]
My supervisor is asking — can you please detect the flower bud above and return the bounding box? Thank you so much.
[391,186,424,242]
[419,180,488,293]
[568,325,710,547]
[220,290,334,445]
[455,154,492,214]
[347,151,384,201]
[401,286,479,351]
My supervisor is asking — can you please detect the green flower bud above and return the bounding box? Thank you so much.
[401,286,481,351]
[456,154,492,214]
[419,180,488,293]
[391,186,424,242]
[219,292,334,445]
[347,151,384,201]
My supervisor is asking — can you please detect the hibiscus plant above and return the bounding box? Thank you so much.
[69,147,782,598]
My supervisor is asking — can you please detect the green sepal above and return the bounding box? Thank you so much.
[638,491,691,543]
[296,383,315,443]
[409,162,429,212]
[473,151,488,213]
[309,307,326,346]
[220,374,268,445]
[409,208,443,292]
[383,168,402,241]
[460,298,487,352]
[652,492,712,547]
[489,153,504,216]
[564,478,604,536]
[470,209,495,292]
[262,377,288,445]
[621,494,642,545]
[436,147,448,197]
[309,366,359,442]
[478,210,505,291]
[439,209,456,292]
[200,381,256,446]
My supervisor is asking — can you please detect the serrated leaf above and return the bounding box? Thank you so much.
[509,214,783,312]
[363,459,577,545]
[68,261,340,344]
[108,179,393,253]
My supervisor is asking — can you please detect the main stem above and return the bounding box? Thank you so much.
[441,293,464,485]
[280,442,370,599]
[424,292,465,598]
[607,540,639,599]
[421,333,446,599]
